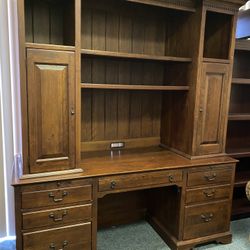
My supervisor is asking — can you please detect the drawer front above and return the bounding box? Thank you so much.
[99,170,182,192]
[183,201,230,240]
[22,185,92,209]
[23,223,91,250]
[187,166,233,187]
[186,185,231,205]
[23,204,92,230]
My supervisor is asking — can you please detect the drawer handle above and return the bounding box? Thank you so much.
[201,213,214,222]
[49,191,68,202]
[110,181,116,189]
[168,175,174,183]
[49,240,68,250]
[49,210,68,222]
[203,190,215,198]
[204,173,216,181]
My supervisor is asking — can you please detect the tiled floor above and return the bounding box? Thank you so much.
[1,218,249,250]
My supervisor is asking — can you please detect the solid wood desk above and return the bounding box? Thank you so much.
[13,149,237,250]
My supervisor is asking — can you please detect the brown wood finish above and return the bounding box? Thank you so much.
[195,63,230,155]
[183,201,231,240]
[185,185,231,204]
[22,204,92,230]
[23,223,91,250]
[27,49,76,173]
[98,170,183,194]
[14,0,247,250]
[22,185,92,209]
[187,165,233,187]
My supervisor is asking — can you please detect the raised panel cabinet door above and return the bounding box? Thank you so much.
[27,49,75,173]
[196,63,230,155]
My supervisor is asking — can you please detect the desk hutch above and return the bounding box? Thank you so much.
[13,0,247,249]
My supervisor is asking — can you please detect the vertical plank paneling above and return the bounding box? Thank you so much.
[92,60,105,141]
[119,15,132,53]
[130,62,143,138]
[33,0,50,43]
[24,0,33,42]
[132,16,145,54]
[92,9,106,50]
[118,62,131,138]
[50,4,63,45]
[91,8,106,141]
[106,12,119,52]
[81,59,92,141]
[81,8,92,49]
[105,61,119,139]
[141,63,154,137]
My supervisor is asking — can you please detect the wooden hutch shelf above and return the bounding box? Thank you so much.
[232,78,250,84]
[125,0,196,12]
[81,49,193,63]
[228,113,250,120]
[81,83,190,91]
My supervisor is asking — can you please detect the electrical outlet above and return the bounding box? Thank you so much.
[110,142,125,149]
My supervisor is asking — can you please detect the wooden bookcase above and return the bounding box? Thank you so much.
[227,39,250,217]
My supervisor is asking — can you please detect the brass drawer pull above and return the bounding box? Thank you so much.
[110,181,116,189]
[201,213,214,222]
[203,190,215,198]
[48,191,68,202]
[204,173,216,181]
[49,240,68,250]
[168,175,174,183]
[49,210,68,222]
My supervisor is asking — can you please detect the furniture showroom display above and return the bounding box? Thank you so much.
[13,0,248,249]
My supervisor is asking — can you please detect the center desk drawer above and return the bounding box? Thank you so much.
[187,165,233,187]
[22,185,92,209]
[99,170,183,192]
[23,223,91,250]
[23,204,92,230]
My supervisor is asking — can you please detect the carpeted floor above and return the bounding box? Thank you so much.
[1,218,249,250]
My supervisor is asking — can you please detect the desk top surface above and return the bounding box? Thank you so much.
[13,147,237,185]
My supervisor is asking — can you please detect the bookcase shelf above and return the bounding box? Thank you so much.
[125,0,196,12]
[232,78,250,84]
[81,49,192,63]
[228,113,250,121]
[81,83,190,91]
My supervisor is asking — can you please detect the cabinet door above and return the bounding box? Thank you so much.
[196,63,230,155]
[27,49,75,173]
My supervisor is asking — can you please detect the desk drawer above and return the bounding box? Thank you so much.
[99,170,182,192]
[23,204,92,230]
[22,185,92,209]
[186,185,231,205]
[183,201,230,240]
[187,165,233,187]
[23,223,91,250]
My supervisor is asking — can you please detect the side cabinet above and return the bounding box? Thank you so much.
[196,63,230,155]
[27,49,75,173]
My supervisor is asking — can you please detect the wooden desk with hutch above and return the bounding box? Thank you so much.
[13,0,247,249]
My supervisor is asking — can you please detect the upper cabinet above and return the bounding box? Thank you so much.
[27,49,76,173]
[195,63,230,155]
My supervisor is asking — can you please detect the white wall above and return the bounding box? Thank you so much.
[0,0,21,238]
